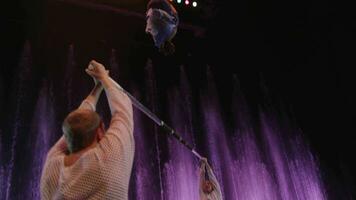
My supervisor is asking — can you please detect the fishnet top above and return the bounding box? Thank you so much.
[40,87,134,200]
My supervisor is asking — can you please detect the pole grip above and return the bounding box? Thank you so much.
[161,122,194,151]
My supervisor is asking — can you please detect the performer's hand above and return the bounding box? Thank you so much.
[200,157,208,165]
[92,71,108,86]
[86,60,109,81]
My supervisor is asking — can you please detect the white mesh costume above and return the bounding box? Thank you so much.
[40,86,134,200]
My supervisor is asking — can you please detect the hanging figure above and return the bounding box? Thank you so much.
[199,158,223,200]
[146,0,179,55]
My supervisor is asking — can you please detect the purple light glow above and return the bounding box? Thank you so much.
[163,86,199,200]
[0,133,4,198]
[1,45,329,199]
[4,42,33,200]
[25,82,56,199]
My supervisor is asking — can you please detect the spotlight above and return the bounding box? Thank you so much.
[192,1,197,7]
[185,0,189,5]
[177,0,182,3]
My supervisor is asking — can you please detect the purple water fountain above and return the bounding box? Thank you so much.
[0,45,330,200]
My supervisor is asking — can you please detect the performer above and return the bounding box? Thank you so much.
[199,158,223,200]
[40,60,134,199]
[146,0,179,55]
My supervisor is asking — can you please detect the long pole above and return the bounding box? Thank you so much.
[109,77,203,160]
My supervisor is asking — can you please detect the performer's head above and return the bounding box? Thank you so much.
[62,109,105,153]
[202,180,214,194]
[147,0,177,15]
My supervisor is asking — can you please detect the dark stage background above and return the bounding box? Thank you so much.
[1,0,356,199]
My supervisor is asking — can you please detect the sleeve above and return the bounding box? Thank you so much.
[78,99,96,111]
[46,136,67,158]
[98,87,134,156]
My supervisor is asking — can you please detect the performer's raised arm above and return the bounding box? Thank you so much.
[78,76,104,111]
[86,60,134,156]
[46,71,104,158]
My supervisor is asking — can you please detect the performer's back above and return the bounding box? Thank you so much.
[40,87,134,200]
